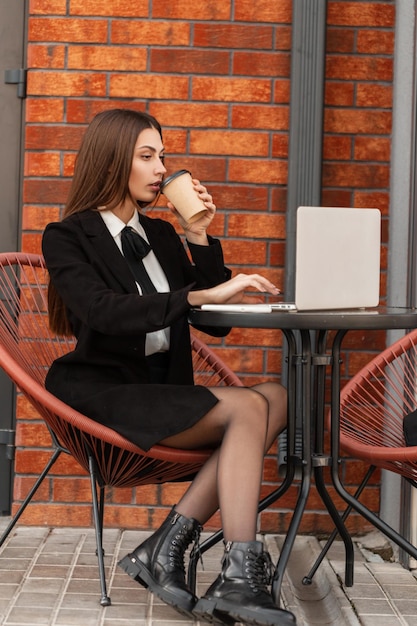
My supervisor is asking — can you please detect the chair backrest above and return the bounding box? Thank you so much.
[339,327,417,481]
[0,252,241,487]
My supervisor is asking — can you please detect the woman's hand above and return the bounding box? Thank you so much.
[167,179,215,244]
[187,273,281,307]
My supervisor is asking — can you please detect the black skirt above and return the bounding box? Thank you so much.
[45,360,219,451]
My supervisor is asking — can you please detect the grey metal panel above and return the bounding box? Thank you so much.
[279,0,327,472]
[386,0,417,569]
[285,0,327,300]
[0,0,26,514]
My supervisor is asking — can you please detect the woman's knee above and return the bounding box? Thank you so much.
[253,382,287,412]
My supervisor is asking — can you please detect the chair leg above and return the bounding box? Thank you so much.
[88,454,111,607]
[302,464,377,585]
[0,447,62,548]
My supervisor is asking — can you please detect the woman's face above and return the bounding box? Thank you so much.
[128,127,167,204]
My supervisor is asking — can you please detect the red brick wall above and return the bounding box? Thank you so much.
[17,0,394,534]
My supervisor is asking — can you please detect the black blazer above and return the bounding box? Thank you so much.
[42,209,231,387]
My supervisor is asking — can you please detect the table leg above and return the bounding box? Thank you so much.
[271,329,313,604]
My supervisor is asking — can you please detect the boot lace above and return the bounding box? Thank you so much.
[244,548,274,593]
[169,521,203,573]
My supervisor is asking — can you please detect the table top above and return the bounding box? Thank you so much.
[189,306,417,331]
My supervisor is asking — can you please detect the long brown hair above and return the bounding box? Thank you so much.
[48,108,163,336]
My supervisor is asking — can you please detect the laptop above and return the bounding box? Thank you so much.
[294,206,380,311]
[201,206,381,313]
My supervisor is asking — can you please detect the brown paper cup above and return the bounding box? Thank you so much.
[160,170,208,224]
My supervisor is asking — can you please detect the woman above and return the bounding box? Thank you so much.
[42,108,295,626]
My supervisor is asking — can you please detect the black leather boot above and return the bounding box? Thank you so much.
[118,507,201,617]
[193,540,297,626]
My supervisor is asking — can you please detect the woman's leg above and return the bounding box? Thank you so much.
[119,382,293,624]
[160,382,287,540]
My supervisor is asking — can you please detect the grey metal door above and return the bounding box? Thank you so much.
[0,0,27,514]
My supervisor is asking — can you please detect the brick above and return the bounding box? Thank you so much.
[66,99,147,124]
[354,191,389,213]
[13,476,50,502]
[16,503,92,527]
[326,56,393,81]
[266,349,283,374]
[354,137,391,162]
[357,29,395,54]
[233,52,290,78]
[24,179,72,204]
[190,130,269,156]
[31,0,67,14]
[226,328,285,350]
[234,0,292,24]
[221,240,268,265]
[273,79,290,105]
[323,136,352,160]
[110,74,189,100]
[272,134,288,158]
[29,18,108,43]
[227,213,286,239]
[270,241,286,266]
[111,19,190,45]
[151,48,229,75]
[192,77,272,103]
[271,187,287,212]
[322,163,389,188]
[26,124,85,150]
[356,84,392,108]
[27,44,66,69]
[149,102,229,129]
[321,189,352,207]
[194,24,273,49]
[28,71,107,97]
[52,476,91,502]
[326,28,355,53]
[325,82,355,106]
[68,46,147,71]
[22,205,61,230]
[327,2,395,27]
[70,0,149,16]
[63,153,76,177]
[24,151,61,177]
[324,109,392,135]
[26,98,64,122]
[161,157,226,183]
[15,422,50,447]
[17,395,43,419]
[104,506,150,529]
[232,105,289,130]
[152,0,231,20]
[207,184,269,211]
[229,158,287,185]
[274,26,292,51]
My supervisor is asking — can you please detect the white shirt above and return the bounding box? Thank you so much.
[99,209,170,356]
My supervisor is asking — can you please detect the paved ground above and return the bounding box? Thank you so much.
[0,521,416,625]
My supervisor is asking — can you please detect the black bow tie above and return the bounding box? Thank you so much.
[121,226,156,294]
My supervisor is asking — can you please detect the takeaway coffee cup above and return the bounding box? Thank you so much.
[160,169,208,224]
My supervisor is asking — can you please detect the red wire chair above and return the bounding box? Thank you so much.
[305,328,417,582]
[339,328,417,475]
[0,252,243,606]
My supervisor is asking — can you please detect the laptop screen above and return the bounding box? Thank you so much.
[295,206,381,311]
